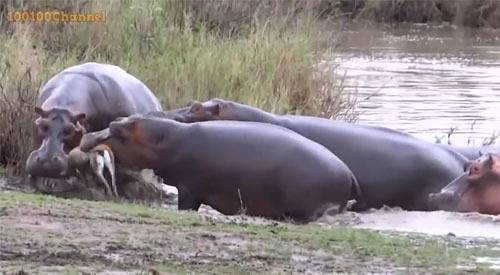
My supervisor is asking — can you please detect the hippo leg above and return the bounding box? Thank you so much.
[349,201,370,212]
[347,175,368,212]
[177,185,201,211]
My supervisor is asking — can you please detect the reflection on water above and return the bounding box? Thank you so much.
[334,23,500,145]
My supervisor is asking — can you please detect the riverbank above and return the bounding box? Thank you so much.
[0,0,352,174]
[1,190,500,274]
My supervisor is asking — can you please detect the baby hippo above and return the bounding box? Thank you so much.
[428,153,500,215]
[68,144,118,198]
[79,114,358,222]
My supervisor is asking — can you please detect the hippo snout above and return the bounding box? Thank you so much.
[26,149,69,178]
[427,191,458,211]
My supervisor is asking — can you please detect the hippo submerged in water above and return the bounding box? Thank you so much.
[26,62,162,180]
[165,98,469,211]
[428,153,500,215]
[79,114,360,222]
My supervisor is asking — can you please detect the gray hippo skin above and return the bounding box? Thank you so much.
[80,115,357,222]
[438,144,500,160]
[168,98,469,211]
[26,62,162,178]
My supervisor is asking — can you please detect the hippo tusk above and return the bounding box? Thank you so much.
[80,128,112,152]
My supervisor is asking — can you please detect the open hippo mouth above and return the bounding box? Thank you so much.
[427,173,469,211]
[27,175,77,194]
[26,148,70,178]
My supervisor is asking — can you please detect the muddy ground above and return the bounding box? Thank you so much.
[1,177,500,274]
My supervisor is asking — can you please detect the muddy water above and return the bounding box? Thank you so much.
[319,208,500,239]
[3,177,500,239]
[195,203,500,239]
[333,23,500,145]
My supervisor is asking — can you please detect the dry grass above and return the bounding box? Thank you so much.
[0,0,354,173]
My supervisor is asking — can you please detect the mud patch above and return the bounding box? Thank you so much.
[476,257,500,270]
[1,191,500,274]
[0,169,177,206]
[318,206,500,239]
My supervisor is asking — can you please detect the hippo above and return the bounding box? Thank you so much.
[25,62,162,179]
[80,114,358,222]
[438,144,500,160]
[428,153,500,215]
[167,98,469,211]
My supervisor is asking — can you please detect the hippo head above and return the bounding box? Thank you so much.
[79,115,160,171]
[26,107,86,178]
[171,98,232,123]
[146,100,198,122]
[428,153,500,214]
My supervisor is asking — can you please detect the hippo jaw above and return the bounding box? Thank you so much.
[26,146,69,179]
[427,173,470,211]
[428,190,460,211]
[80,128,112,152]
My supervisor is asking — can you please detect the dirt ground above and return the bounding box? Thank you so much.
[1,177,500,274]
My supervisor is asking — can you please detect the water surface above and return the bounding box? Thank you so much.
[334,23,500,145]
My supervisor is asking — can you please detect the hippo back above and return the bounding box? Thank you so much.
[38,62,162,131]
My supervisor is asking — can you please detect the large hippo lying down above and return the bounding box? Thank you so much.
[26,62,162,179]
[80,114,358,222]
[428,153,500,215]
[167,98,469,211]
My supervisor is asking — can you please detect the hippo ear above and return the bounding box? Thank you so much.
[35,107,48,118]
[189,102,204,115]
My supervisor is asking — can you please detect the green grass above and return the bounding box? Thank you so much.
[2,191,499,273]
